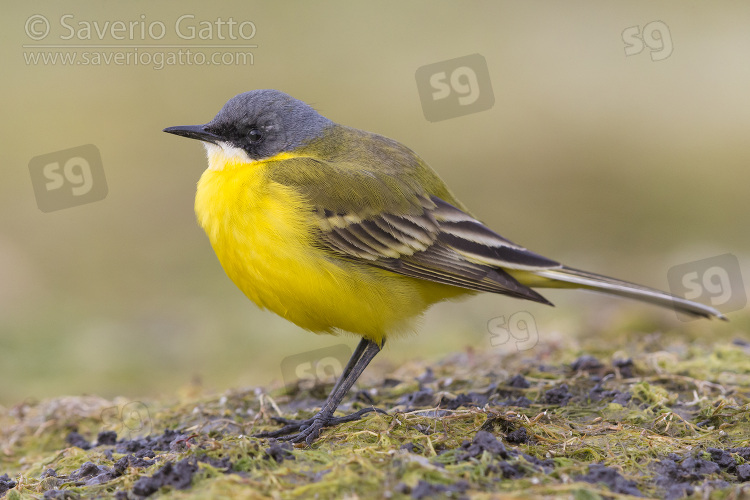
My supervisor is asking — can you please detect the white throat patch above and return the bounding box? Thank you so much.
[202,142,254,171]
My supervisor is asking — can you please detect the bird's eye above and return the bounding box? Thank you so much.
[248,129,263,142]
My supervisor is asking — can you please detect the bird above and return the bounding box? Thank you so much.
[163,89,725,444]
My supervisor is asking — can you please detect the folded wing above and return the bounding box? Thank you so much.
[314,194,562,304]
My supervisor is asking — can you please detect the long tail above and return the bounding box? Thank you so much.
[532,266,727,320]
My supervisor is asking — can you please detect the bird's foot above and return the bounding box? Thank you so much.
[254,407,386,445]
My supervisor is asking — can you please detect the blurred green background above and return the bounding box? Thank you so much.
[1,2,748,406]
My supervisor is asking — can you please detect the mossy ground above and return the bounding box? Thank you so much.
[1,315,749,499]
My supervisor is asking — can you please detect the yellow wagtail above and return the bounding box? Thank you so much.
[164,89,725,444]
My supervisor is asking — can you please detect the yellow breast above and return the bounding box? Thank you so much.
[193,152,459,343]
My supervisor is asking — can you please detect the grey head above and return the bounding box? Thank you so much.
[164,89,333,160]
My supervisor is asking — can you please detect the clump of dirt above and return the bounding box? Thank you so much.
[397,479,469,499]
[263,440,295,463]
[126,453,232,498]
[577,463,642,496]
[0,475,16,497]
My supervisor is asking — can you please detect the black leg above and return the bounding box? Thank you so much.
[254,338,386,445]
[328,337,370,397]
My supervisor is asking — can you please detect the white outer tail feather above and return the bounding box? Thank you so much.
[534,266,727,320]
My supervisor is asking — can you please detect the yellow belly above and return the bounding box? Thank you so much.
[194,160,467,344]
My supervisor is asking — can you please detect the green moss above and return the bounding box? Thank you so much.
[0,317,748,498]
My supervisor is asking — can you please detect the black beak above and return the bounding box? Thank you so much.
[163,124,223,144]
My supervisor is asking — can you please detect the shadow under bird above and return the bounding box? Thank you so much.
[164,89,725,445]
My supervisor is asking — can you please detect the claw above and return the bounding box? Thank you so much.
[254,407,387,444]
